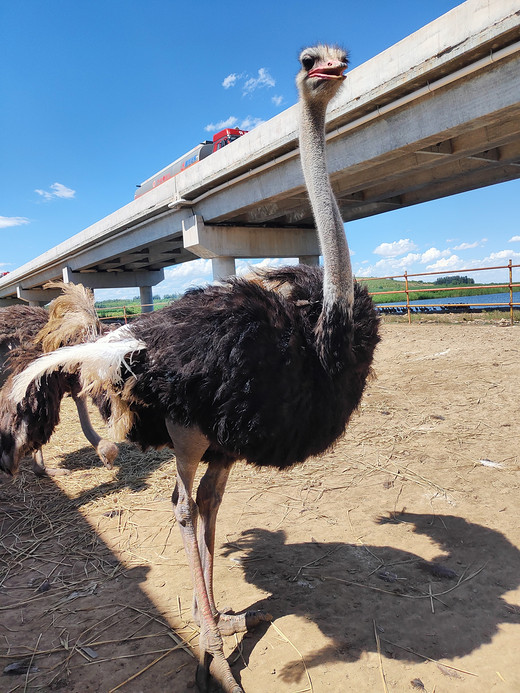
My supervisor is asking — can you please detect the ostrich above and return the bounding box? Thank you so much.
[0,304,48,388]
[10,45,380,692]
[0,284,118,476]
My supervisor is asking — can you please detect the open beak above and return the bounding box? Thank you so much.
[308,61,347,81]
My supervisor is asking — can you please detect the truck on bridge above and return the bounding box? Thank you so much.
[134,127,248,198]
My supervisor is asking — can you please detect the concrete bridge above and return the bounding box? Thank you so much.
[1,0,520,308]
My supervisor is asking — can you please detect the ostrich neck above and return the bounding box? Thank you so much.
[299,98,353,311]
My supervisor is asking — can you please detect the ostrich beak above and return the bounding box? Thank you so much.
[308,61,347,80]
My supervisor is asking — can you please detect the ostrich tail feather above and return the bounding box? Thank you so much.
[35,281,102,351]
[10,326,145,404]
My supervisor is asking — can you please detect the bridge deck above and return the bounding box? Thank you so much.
[1,0,519,302]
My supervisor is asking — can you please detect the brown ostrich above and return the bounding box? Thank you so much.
[11,45,380,692]
[0,283,117,476]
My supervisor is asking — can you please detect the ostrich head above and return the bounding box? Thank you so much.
[296,44,348,103]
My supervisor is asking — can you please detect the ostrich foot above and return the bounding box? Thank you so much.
[216,609,272,636]
[193,611,271,692]
[32,464,71,478]
[196,637,244,693]
[194,607,272,636]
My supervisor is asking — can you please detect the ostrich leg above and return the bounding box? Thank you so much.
[194,462,272,635]
[71,391,118,468]
[167,422,242,693]
[31,449,47,476]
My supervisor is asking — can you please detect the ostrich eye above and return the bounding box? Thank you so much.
[301,55,315,70]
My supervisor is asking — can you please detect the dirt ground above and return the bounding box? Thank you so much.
[1,321,519,693]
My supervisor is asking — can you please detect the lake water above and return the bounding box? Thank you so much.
[379,291,520,309]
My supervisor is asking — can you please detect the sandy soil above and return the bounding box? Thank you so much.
[1,322,519,693]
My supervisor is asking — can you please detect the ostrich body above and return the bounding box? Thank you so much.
[0,285,118,476]
[11,46,380,692]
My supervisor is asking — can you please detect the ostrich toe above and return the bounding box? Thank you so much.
[216,609,272,636]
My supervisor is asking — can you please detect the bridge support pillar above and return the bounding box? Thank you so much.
[212,257,236,281]
[139,285,154,313]
[299,255,320,266]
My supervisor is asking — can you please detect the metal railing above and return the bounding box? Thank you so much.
[360,259,519,324]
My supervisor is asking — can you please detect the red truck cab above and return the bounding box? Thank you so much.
[212,128,248,151]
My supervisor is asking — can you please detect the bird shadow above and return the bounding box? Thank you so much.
[51,442,173,505]
[220,512,520,685]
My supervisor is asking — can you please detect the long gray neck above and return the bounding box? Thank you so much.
[299,98,353,313]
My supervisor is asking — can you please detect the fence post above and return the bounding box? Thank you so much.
[123,305,127,325]
[404,271,411,324]
[509,259,514,326]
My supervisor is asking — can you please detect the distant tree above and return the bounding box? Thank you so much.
[434,275,475,286]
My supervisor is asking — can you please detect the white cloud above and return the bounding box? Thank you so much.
[453,238,487,250]
[425,254,463,271]
[0,215,30,229]
[452,241,478,250]
[239,116,264,130]
[271,95,283,107]
[354,254,418,277]
[221,68,276,96]
[374,238,418,257]
[508,235,520,243]
[204,115,264,133]
[482,249,520,263]
[162,259,213,293]
[419,247,441,263]
[204,116,238,132]
[35,182,76,200]
[222,73,240,89]
[243,68,275,94]
[355,247,452,278]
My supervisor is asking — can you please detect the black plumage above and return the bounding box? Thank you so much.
[122,266,379,470]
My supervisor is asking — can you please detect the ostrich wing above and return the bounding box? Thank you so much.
[10,326,145,403]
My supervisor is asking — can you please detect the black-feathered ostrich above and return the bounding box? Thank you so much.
[11,46,380,692]
[0,284,118,476]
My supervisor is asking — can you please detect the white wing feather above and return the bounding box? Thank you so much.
[10,325,145,403]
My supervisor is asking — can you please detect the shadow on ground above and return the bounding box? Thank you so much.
[221,512,520,684]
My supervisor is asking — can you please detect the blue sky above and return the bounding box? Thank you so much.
[2,0,519,300]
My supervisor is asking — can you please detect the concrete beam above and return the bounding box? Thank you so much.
[182,215,320,259]
[16,287,63,305]
[63,267,164,288]
[0,298,25,307]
